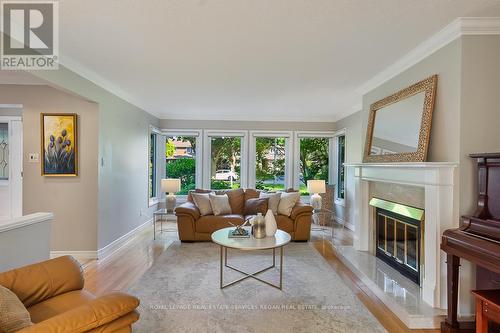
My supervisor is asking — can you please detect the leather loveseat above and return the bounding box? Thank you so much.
[175,188,313,242]
[0,256,140,333]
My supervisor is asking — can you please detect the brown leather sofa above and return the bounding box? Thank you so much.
[175,188,313,241]
[0,256,140,333]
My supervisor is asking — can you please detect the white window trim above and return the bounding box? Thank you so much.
[333,128,346,206]
[293,131,336,193]
[203,130,248,189]
[248,131,293,189]
[161,129,203,199]
[148,127,161,207]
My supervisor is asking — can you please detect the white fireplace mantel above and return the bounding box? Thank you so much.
[344,162,459,309]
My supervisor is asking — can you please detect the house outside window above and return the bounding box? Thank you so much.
[166,136,197,195]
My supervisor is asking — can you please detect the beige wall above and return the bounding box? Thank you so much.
[160,119,335,131]
[459,35,500,216]
[362,39,462,163]
[0,85,99,251]
[335,39,462,229]
[30,66,161,250]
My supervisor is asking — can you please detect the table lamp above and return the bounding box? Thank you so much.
[307,180,326,210]
[162,179,181,213]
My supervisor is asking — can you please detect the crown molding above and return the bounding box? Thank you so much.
[356,17,500,97]
[157,112,338,123]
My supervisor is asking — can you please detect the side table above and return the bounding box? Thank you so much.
[312,208,334,230]
[153,209,176,240]
[472,289,500,333]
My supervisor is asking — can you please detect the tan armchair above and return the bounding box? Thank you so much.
[0,256,140,333]
[176,189,313,241]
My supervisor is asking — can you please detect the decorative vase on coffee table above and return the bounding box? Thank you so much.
[252,213,266,239]
[265,209,277,236]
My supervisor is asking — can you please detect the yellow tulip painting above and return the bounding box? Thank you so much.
[41,113,78,176]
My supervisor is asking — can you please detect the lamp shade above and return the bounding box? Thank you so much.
[161,179,180,193]
[307,179,326,194]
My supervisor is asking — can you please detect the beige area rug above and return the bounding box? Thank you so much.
[128,241,387,333]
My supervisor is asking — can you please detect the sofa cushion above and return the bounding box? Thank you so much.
[187,189,212,203]
[259,192,281,215]
[275,215,294,233]
[244,198,268,216]
[195,214,244,234]
[216,188,245,214]
[244,189,260,201]
[209,194,232,216]
[0,285,33,333]
[27,289,94,324]
[191,193,213,216]
[278,192,300,216]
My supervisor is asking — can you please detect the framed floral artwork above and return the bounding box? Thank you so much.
[41,113,78,176]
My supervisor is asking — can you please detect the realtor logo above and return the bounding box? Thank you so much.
[1,0,58,70]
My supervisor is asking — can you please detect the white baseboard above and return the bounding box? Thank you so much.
[49,218,153,263]
[97,218,152,261]
[50,251,98,261]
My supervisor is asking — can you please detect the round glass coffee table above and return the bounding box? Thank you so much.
[211,227,291,290]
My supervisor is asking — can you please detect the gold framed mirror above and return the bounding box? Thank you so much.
[363,75,437,163]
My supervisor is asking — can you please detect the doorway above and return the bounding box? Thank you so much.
[0,114,23,220]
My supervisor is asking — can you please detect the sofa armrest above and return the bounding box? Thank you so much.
[18,292,140,333]
[290,203,313,220]
[175,202,200,220]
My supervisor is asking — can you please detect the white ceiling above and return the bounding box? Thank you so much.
[45,1,500,121]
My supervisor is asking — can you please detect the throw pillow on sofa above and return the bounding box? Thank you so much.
[244,197,269,216]
[209,193,232,216]
[277,191,300,216]
[0,285,33,333]
[191,192,214,216]
[259,192,281,215]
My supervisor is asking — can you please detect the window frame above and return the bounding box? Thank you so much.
[203,130,248,189]
[162,129,202,200]
[293,131,336,196]
[248,131,293,190]
[333,128,346,206]
[148,128,160,206]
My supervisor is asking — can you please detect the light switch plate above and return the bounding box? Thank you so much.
[28,153,39,163]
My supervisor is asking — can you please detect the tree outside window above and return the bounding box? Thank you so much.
[299,137,329,195]
[255,137,286,191]
[210,137,241,189]
[166,136,196,195]
[149,133,157,198]
[337,135,346,200]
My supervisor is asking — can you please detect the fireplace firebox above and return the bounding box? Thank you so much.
[370,198,423,285]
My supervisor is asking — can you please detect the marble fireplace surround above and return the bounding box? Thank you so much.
[344,162,459,309]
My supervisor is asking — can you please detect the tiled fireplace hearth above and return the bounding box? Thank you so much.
[341,162,458,328]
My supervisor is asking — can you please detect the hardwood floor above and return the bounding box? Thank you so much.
[82,221,440,333]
